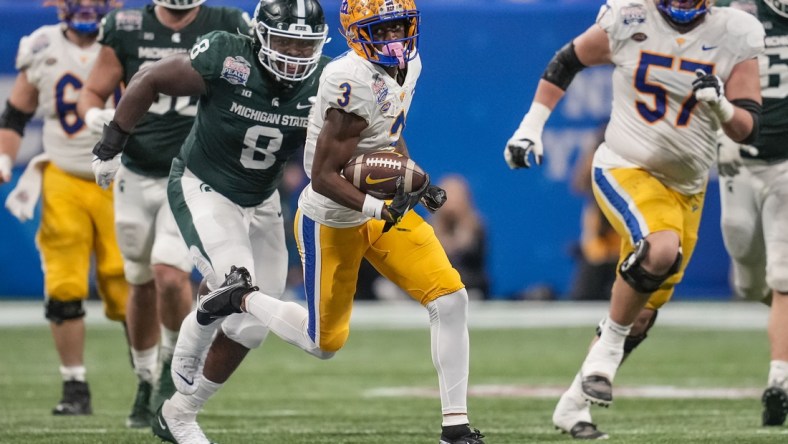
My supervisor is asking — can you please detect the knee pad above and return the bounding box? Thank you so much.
[124,260,153,286]
[45,300,86,324]
[221,313,269,350]
[619,239,682,294]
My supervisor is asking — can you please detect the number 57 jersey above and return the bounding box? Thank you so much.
[597,0,764,194]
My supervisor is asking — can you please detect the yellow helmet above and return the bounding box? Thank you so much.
[339,0,420,67]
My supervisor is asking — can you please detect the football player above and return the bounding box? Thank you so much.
[0,0,126,418]
[76,0,250,427]
[504,0,764,439]
[180,0,486,442]
[715,0,788,427]
[89,0,329,441]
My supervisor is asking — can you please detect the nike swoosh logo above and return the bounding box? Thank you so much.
[296,102,312,110]
[174,371,194,386]
[702,45,717,51]
[365,174,398,185]
[158,415,167,430]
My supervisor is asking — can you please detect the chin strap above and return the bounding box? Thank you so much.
[382,42,406,69]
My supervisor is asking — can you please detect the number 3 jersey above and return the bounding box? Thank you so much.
[100,5,249,177]
[174,31,329,207]
[596,0,764,194]
[15,25,101,180]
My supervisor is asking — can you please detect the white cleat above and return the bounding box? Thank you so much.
[153,399,213,444]
[171,355,203,396]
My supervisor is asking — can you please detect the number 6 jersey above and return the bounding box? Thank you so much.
[595,0,764,194]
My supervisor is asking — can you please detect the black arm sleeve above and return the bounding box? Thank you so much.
[730,98,761,145]
[541,41,587,91]
[0,100,34,137]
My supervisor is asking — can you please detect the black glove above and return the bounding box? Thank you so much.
[383,175,430,233]
[421,184,447,213]
[691,69,723,100]
[92,121,130,161]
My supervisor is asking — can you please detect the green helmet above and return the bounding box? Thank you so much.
[152,0,206,10]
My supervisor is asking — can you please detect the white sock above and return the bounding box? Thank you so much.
[175,311,221,359]
[581,316,631,380]
[768,360,788,388]
[167,378,224,421]
[245,291,331,359]
[60,365,86,382]
[160,325,179,362]
[131,345,158,383]
[427,290,470,418]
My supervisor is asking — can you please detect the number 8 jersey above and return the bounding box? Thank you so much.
[596,0,764,194]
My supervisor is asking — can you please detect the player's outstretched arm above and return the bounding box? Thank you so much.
[504,24,611,169]
[112,54,206,132]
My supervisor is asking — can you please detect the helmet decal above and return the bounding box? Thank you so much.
[340,0,420,67]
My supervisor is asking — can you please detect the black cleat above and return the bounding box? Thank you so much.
[196,266,257,325]
[126,380,153,428]
[762,386,788,426]
[52,380,92,415]
[581,374,613,407]
[565,421,609,440]
[440,424,485,444]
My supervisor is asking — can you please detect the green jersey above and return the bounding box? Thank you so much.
[171,31,329,207]
[717,1,788,160]
[100,5,249,177]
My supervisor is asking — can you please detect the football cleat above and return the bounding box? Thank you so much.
[150,358,176,414]
[126,380,153,428]
[196,266,257,326]
[762,386,788,426]
[581,374,613,407]
[553,384,607,439]
[556,422,609,440]
[52,380,92,415]
[439,424,485,444]
[152,401,214,444]
[171,355,203,396]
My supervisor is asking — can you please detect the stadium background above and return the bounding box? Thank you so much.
[0,0,732,300]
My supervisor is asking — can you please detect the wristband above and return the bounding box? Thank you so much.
[362,194,385,220]
[520,102,552,129]
[711,97,735,123]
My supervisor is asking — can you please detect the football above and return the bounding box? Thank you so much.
[342,151,427,199]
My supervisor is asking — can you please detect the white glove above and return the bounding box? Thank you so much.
[91,155,121,189]
[717,131,759,177]
[4,153,49,222]
[504,102,551,169]
[0,153,11,183]
[84,108,116,134]
[692,69,734,123]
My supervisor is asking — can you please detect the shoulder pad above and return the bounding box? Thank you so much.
[720,7,765,61]
[15,26,56,71]
[597,0,650,40]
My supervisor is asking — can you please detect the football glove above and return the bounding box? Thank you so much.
[0,153,11,183]
[421,184,447,213]
[504,103,551,169]
[693,69,734,123]
[383,175,430,232]
[717,131,759,178]
[91,121,129,189]
[84,108,116,135]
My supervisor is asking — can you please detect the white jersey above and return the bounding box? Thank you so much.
[15,25,104,180]
[594,0,764,194]
[299,51,421,227]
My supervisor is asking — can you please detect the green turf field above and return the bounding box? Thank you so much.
[0,323,784,443]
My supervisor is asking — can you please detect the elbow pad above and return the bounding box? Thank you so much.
[0,100,34,137]
[731,98,761,145]
[541,42,587,91]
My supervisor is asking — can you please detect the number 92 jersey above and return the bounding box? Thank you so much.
[597,0,764,194]
[175,31,329,207]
